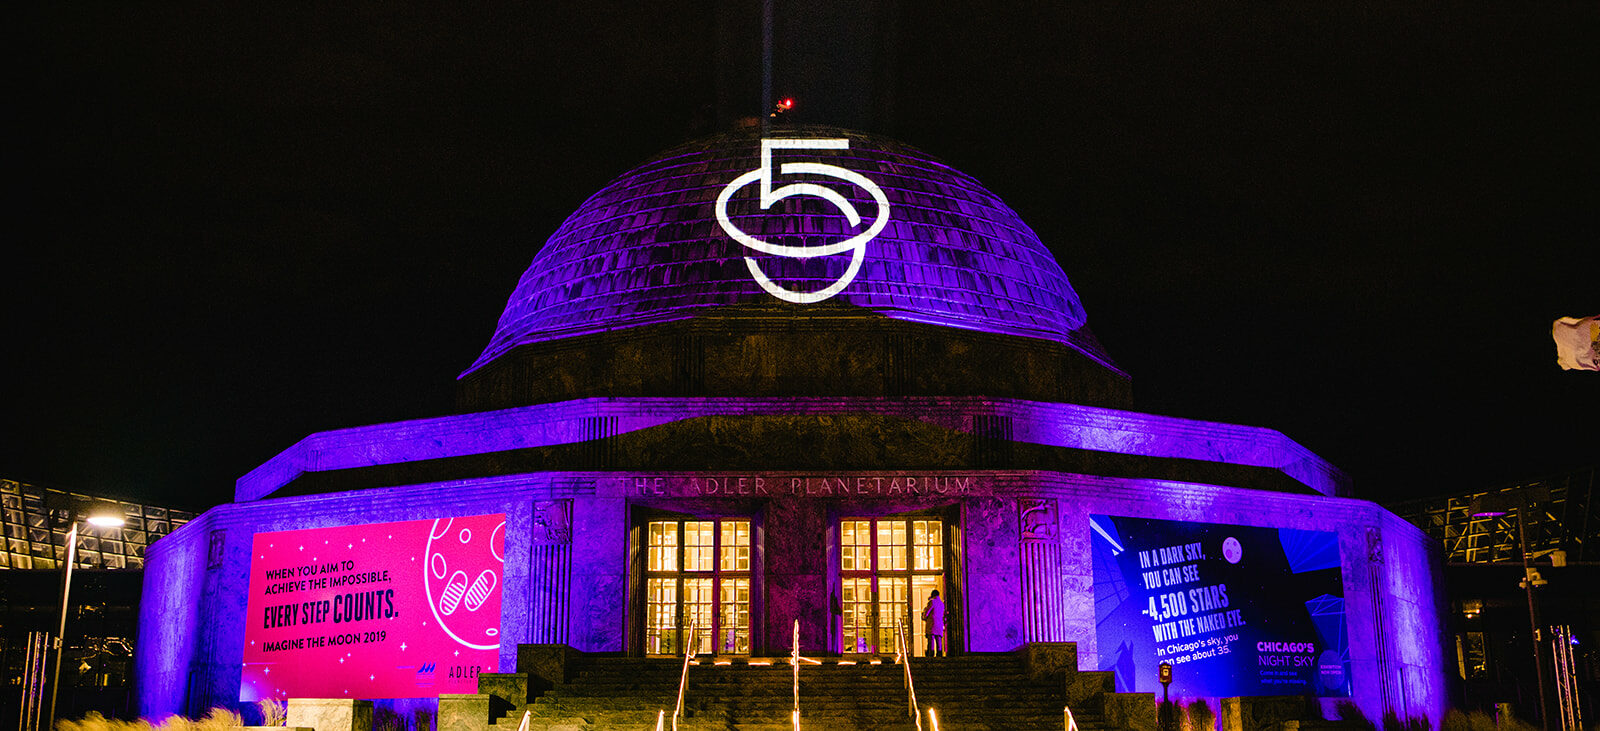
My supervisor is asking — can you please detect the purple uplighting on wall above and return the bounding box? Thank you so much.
[234,396,1348,503]
[143,469,1444,726]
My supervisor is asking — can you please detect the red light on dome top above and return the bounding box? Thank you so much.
[779,98,794,109]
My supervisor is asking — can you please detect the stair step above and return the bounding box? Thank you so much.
[489,651,1118,730]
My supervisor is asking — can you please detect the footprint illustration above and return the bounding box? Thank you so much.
[439,570,469,616]
[464,570,497,612]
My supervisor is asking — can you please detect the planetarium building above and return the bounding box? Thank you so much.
[137,127,1446,724]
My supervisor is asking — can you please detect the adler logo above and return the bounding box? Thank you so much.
[715,138,890,304]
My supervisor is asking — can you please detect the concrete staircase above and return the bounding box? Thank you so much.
[472,648,1146,731]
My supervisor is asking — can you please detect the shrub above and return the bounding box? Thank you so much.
[1495,712,1538,731]
[373,708,405,731]
[257,699,288,727]
[153,715,195,731]
[1182,699,1216,731]
[56,712,154,731]
[1441,709,1472,731]
[197,708,243,729]
[59,706,273,731]
[1385,709,1440,731]
[149,708,242,731]
[1334,700,1378,731]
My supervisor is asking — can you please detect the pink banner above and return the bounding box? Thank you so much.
[241,513,506,701]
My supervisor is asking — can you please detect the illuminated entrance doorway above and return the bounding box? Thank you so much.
[840,517,945,657]
[643,518,752,656]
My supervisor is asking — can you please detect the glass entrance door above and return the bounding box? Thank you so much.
[840,517,944,656]
[645,519,751,656]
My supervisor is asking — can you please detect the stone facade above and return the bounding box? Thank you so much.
[140,467,1444,724]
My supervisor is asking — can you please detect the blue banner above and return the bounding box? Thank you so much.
[1091,515,1351,697]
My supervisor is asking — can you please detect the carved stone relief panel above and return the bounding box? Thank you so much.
[532,500,573,545]
[1019,498,1058,542]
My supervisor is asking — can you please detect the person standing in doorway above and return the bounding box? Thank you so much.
[921,590,946,658]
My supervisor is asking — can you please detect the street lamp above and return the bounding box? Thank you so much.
[47,502,125,731]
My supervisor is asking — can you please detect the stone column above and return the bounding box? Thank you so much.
[1019,498,1065,643]
[568,497,628,651]
[764,499,829,654]
[963,497,1020,652]
[528,500,572,644]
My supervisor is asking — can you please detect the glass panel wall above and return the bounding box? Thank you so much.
[0,479,193,570]
[643,518,752,656]
[840,516,945,656]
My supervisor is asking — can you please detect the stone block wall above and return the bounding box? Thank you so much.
[136,511,211,718]
[139,469,1444,724]
[286,698,372,731]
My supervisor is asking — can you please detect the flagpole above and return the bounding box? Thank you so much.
[761,0,773,135]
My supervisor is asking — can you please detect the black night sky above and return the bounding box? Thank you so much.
[8,2,1597,511]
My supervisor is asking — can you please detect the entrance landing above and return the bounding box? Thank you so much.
[450,646,1158,730]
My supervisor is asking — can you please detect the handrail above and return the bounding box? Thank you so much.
[791,620,801,730]
[671,617,697,731]
[1064,704,1079,731]
[895,618,923,731]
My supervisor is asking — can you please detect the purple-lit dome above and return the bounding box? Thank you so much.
[466,126,1107,375]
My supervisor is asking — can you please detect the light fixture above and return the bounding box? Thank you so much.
[1466,485,1554,731]
[48,502,126,729]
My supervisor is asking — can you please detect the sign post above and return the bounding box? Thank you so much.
[1158,662,1174,731]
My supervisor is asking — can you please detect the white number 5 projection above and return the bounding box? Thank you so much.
[715,138,890,303]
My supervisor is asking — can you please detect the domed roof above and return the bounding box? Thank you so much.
[465,126,1110,375]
